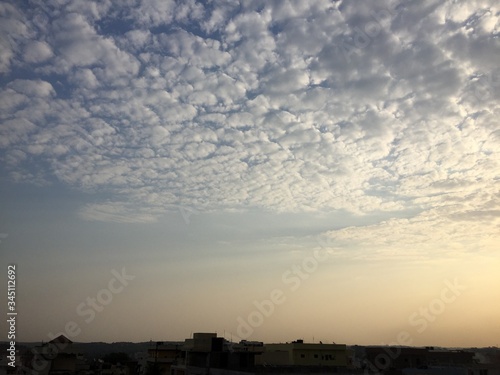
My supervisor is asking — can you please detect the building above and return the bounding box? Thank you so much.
[146,341,184,375]
[171,333,264,375]
[364,346,479,374]
[29,335,87,375]
[255,339,349,370]
[472,348,500,375]
[0,344,23,375]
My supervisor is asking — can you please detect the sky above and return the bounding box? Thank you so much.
[0,0,499,348]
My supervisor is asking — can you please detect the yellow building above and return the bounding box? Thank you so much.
[147,341,184,375]
[256,340,348,368]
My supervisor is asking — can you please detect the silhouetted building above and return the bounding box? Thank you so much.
[29,335,87,375]
[146,341,184,375]
[255,339,349,371]
[0,343,23,375]
[171,333,264,375]
[363,346,482,374]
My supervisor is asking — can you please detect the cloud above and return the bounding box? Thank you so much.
[318,197,500,261]
[8,79,55,97]
[0,0,498,236]
[23,40,53,63]
[78,202,160,223]
[0,2,29,72]
[46,12,140,81]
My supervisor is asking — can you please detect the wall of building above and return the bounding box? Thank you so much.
[259,343,347,367]
[255,351,290,366]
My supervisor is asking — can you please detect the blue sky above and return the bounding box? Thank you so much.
[1,0,499,346]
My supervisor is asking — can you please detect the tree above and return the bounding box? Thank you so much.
[102,352,130,365]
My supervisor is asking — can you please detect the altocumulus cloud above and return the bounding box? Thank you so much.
[0,0,498,259]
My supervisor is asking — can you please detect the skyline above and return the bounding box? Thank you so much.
[1,0,499,347]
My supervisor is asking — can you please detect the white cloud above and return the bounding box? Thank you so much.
[23,40,53,63]
[131,0,176,27]
[0,2,29,72]
[319,196,500,261]
[8,79,55,97]
[0,118,37,148]
[48,13,140,81]
[0,88,26,113]
[72,68,100,89]
[0,0,498,235]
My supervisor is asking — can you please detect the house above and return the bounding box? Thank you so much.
[30,335,86,375]
[146,341,184,375]
[170,333,264,375]
[364,346,478,374]
[255,339,349,370]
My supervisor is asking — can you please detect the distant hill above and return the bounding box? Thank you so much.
[72,342,153,359]
[4,341,498,363]
[4,341,156,360]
